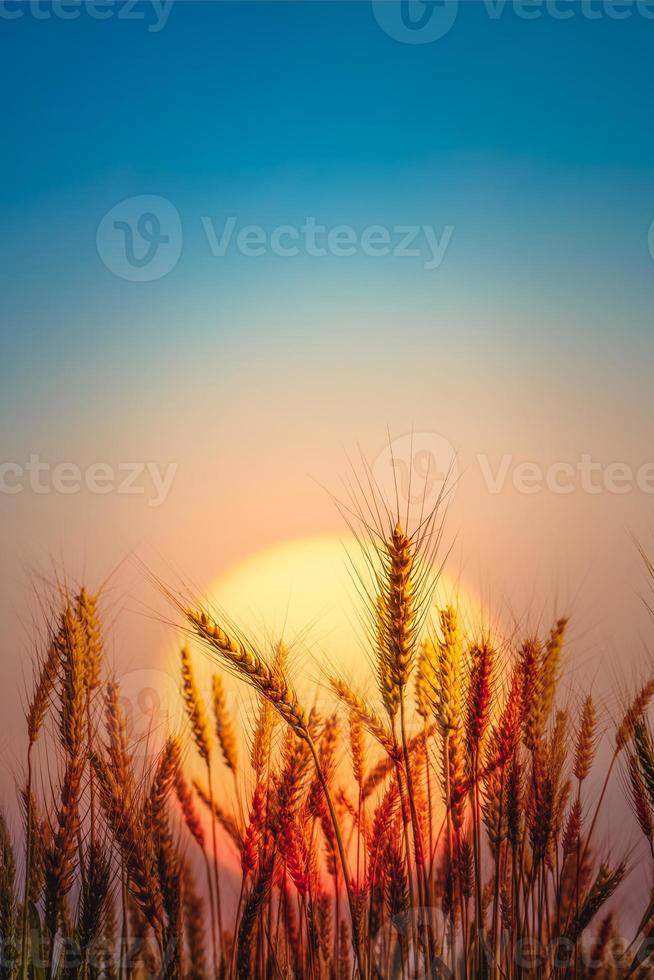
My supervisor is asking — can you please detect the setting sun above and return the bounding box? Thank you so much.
[203,534,479,695]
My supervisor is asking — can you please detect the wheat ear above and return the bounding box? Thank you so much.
[328,676,396,758]
[186,608,309,737]
[212,672,238,774]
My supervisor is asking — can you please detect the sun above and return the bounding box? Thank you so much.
[206,535,369,687]
[202,534,479,698]
[174,534,480,879]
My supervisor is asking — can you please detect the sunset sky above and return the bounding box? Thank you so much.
[2,3,654,913]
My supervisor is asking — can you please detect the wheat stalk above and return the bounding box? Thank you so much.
[175,766,219,977]
[43,756,84,958]
[182,860,208,980]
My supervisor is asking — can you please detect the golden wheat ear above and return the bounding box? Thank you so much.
[26,633,61,746]
[574,695,597,782]
[180,643,213,765]
[76,587,102,693]
[185,607,310,739]
[212,672,238,774]
[327,675,396,758]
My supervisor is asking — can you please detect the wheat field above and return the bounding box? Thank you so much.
[3,503,654,978]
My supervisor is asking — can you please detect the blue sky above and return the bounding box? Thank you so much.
[2,2,654,332]
[2,1,654,197]
[2,1,654,477]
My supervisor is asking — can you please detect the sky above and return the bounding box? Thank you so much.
[2,0,654,909]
